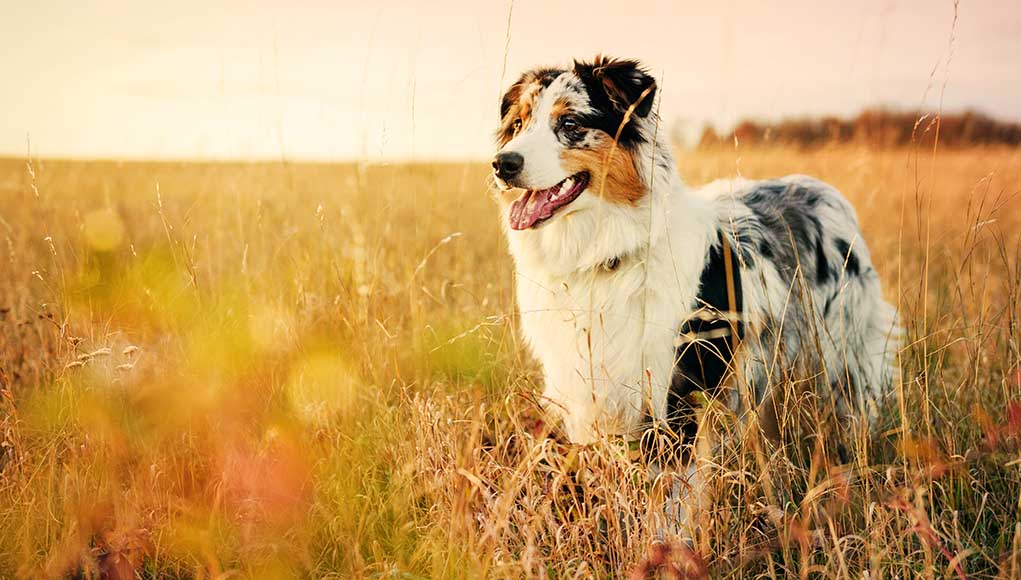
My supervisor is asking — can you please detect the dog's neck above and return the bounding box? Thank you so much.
[506,138,716,281]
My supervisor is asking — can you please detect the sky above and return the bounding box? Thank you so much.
[1,0,1019,161]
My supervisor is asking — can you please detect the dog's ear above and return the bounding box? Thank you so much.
[574,56,657,118]
[500,77,525,120]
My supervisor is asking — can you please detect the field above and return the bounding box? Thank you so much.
[1,145,1021,578]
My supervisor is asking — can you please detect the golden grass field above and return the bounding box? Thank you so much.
[1,145,1021,578]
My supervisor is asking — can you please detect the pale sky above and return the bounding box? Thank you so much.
[1,0,1019,160]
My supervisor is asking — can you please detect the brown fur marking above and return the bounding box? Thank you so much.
[497,80,542,146]
[560,135,646,205]
[551,96,572,122]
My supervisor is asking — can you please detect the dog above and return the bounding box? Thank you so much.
[491,55,899,524]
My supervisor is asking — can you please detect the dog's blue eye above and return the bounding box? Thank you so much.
[560,117,578,131]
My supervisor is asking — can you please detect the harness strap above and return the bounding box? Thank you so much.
[721,234,740,357]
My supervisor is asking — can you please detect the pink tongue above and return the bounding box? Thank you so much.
[509,186,557,230]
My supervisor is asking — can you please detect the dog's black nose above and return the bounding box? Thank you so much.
[493,151,524,180]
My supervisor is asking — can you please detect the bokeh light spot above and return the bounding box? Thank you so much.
[286,351,360,426]
[83,209,125,251]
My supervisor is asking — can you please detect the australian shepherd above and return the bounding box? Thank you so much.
[491,56,899,525]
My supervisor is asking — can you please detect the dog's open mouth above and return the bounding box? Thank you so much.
[508,172,590,230]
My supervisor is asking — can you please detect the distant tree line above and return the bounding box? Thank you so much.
[697,109,1021,148]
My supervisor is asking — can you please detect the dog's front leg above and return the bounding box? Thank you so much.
[651,401,723,543]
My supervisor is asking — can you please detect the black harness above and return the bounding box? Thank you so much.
[646,231,745,454]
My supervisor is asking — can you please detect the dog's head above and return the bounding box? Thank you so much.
[492,56,658,233]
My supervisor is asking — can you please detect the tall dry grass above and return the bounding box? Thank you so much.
[0,145,1019,578]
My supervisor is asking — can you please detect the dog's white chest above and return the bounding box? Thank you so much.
[515,261,679,443]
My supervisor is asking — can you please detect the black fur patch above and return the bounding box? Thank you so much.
[816,239,832,284]
[572,57,656,149]
[536,69,564,88]
[663,231,744,445]
[835,239,860,276]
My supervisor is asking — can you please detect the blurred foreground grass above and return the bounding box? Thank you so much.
[1,146,1021,578]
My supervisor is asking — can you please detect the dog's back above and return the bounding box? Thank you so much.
[691,175,898,433]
